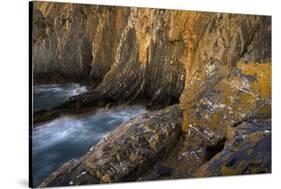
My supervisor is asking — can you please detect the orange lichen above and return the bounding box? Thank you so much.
[181,62,271,134]
[237,62,271,99]
[221,160,247,176]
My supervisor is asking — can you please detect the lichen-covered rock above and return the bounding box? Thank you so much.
[38,105,182,187]
[138,133,212,180]
[32,2,271,126]
[182,61,271,141]
[138,120,226,181]
[32,2,272,186]
[32,3,188,117]
[91,8,190,107]
[139,118,271,181]
[81,105,182,183]
[194,119,271,177]
[180,15,271,143]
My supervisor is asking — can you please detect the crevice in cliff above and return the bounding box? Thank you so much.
[123,127,183,182]
[31,3,272,186]
[33,14,186,124]
[203,137,226,162]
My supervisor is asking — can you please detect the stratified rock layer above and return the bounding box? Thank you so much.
[31,2,272,187]
[39,159,99,187]
[39,110,271,187]
[32,2,185,107]
[180,15,271,135]
[32,2,271,118]
[82,105,182,183]
[139,119,271,180]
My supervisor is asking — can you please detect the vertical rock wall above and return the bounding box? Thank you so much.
[32,3,187,107]
[180,15,271,142]
[32,2,130,84]
[32,2,272,187]
[32,2,271,124]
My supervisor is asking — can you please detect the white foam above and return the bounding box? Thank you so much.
[32,106,146,155]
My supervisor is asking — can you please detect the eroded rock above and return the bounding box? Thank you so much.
[195,119,271,176]
[39,159,99,187]
[39,105,182,186]
[32,2,272,186]
[181,16,271,136]
[138,123,226,181]
[81,105,182,183]
[32,2,129,84]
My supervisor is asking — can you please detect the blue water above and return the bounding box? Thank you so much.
[32,84,145,186]
[33,84,87,111]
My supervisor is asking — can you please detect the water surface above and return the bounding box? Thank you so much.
[32,84,145,186]
[33,83,87,111]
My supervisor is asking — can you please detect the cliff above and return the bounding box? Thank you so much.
[31,1,271,187]
[32,2,130,84]
[32,2,187,106]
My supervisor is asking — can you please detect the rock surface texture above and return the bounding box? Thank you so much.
[195,119,271,176]
[39,105,182,186]
[31,2,271,187]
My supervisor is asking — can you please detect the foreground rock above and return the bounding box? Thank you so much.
[138,119,271,181]
[81,105,182,183]
[39,105,182,187]
[39,160,99,187]
[38,106,271,187]
[195,119,271,176]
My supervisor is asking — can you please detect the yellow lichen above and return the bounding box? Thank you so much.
[248,131,267,144]
[181,62,271,134]
[221,161,245,176]
[237,62,271,99]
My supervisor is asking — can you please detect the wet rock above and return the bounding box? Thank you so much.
[39,159,99,187]
[38,105,182,186]
[157,167,173,176]
[194,119,271,177]
[33,90,117,124]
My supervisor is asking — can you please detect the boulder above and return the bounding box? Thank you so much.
[39,105,183,186]
[195,119,271,177]
[81,105,182,183]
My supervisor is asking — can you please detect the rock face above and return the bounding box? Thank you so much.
[32,2,185,107]
[195,119,271,176]
[32,2,271,114]
[180,15,271,136]
[32,3,130,84]
[31,1,271,187]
